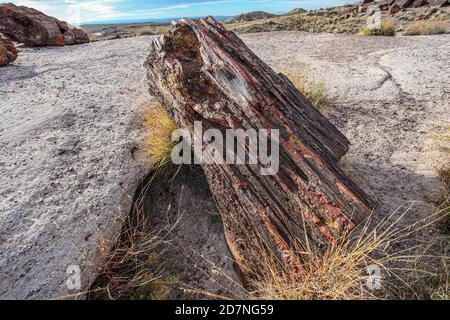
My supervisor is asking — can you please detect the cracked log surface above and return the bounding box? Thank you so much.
[145,17,376,278]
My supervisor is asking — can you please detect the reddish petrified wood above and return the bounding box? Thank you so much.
[0,3,89,46]
[145,17,376,279]
[57,20,90,45]
[0,32,18,66]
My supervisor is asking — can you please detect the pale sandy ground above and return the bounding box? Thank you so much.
[242,32,450,218]
[0,32,449,299]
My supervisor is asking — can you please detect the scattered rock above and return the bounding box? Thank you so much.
[0,3,89,46]
[417,6,442,18]
[412,0,429,7]
[429,0,449,6]
[0,32,17,66]
[390,3,402,13]
[393,0,415,8]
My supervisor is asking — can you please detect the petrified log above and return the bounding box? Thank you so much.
[0,3,89,46]
[145,17,376,278]
[0,32,18,66]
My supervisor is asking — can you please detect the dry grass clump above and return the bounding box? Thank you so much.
[380,20,397,36]
[358,20,396,36]
[426,126,450,233]
[282,69,328,110]
[197,206,449,300]
[425,167,450,235]
[244,212,419,300]
[437,169,449,234]
[410,234,449,300]
[143,104,177,169]
[405,21,447,35]
[87,174,184,301]
[87,206,172,300]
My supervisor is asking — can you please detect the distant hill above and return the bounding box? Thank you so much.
[231,11,277,23]
[83,1,449,41]
[229,8,307,23]
[284,8,307,16]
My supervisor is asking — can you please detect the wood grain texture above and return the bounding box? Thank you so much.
[145,17,376,279]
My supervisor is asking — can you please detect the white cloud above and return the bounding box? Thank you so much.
[6,0,359,24]
[8,0,126,24]
[7,0,249,23]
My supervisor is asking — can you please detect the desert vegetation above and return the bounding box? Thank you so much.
[225,2,448,35]
[89,178,449,300]
[281,69,328,109]
[405,20,447,35]
[87,175,182,300]
[237,209,448,300]
[143,104,177,169]
[358,20,396,36]
[87,207,167,300]
[80,2,449,40]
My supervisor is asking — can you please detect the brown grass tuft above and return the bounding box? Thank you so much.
[193,206,449,300]
[87,173,183,300]
[87,206,170,300]
[405,21,447,36]
[143,104,177,169]
[358,20,396,36]
[282,69,328,110]
[425,167,450,235]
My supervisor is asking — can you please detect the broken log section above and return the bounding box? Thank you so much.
[0,3,89,46]
[145,17,376,279]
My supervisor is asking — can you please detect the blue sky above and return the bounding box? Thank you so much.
[7,1,357,24]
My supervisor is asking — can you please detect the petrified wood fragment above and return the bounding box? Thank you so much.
[0,32,18,66]
[0,3,89,46]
